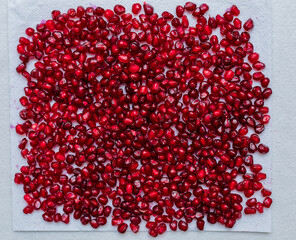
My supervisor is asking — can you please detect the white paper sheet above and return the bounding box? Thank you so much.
[9,0,272,232]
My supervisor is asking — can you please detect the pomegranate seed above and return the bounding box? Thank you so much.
[246,198,257,207]
[184,2,197,11]
[157,223,167,234]
[23,205,34,214]
[256,202,264,213]
[244,18,254,31]
[114,5,125,15]
[130,223,140,233]
[132,3,142,14]
[261,188,272,197]
[14,173,24,184]
[196,220,205,230]
[230,5,240,16]
[178,220,188,231]
[118,223,128,233]
[176,6,184,17]
[143,3,154,15]
[244,207,256,215]
[263,197,273,208]
[13,3,272,235]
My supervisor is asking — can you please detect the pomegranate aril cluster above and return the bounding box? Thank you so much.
[14,2,272,235]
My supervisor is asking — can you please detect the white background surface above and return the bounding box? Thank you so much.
[8,0,272,232]
[1,0,296,239]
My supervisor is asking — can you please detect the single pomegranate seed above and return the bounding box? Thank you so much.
[14,173,24,184]
[196,220,205,230]
[263,197,273,208]
[261,188,272,197]
[114,5,125,15]
[258,144,269,154]
[23,205,34,214]
[104,9,114,19]
[246,198,257,207]
[132,3,142,14]
[130,223,140,233]
[118,223,128,233]
[143,3,154,15]
[244,207,256,215]
[176,6,185,17]
[233,18,242,29]
[178,220,188,231]
[199,4,209,14]
[184,2,197,11]
[170,220,177,231]
[90,219,99,229]
[15,124,25,134]
[256,202,264,213]
[244,18,254,31]
[230,5,240,16]
[157,223,167,234]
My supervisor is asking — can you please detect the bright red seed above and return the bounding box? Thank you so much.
[244,207,256,215]
[132,3,142,14]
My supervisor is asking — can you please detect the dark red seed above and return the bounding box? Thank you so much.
[244,18,254,31]
[143,3,154,15]
[118,223,128,233]
[178,220,188,231]
[244,207,256,215]
[261,188,272,197]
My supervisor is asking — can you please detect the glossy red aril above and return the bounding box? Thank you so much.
[132,3,142,14]
[114,5,125,15]
[244,207,256,215]
[261,188,272,197]
[244,18,254,31]
[14,2,272,236]
[143,3,154,15]
[118,223,128,233]
[263,197,273,208]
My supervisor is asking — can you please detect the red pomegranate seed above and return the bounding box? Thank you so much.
[244,207,256,215]
[261,188,272,197]
[118,223,128,233]
[157,223,167,234]
[246,198,257,207]
[196,219,205,230]
[230,5,240,16]
[23,205,34,214]
[178,220,188,231]
[114,5,125,15]
[130,223,140,233]
[176,6,185,17]
[170,220,177,231]
[143,3,154,15]
[263,197,273,208]
[13,2,272,235]
[244,18,254,31]
[132,3,142,14]
[256,202,264,213]
[184,2,197,11]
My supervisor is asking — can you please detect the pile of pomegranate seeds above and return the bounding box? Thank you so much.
[14,2,272,236]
